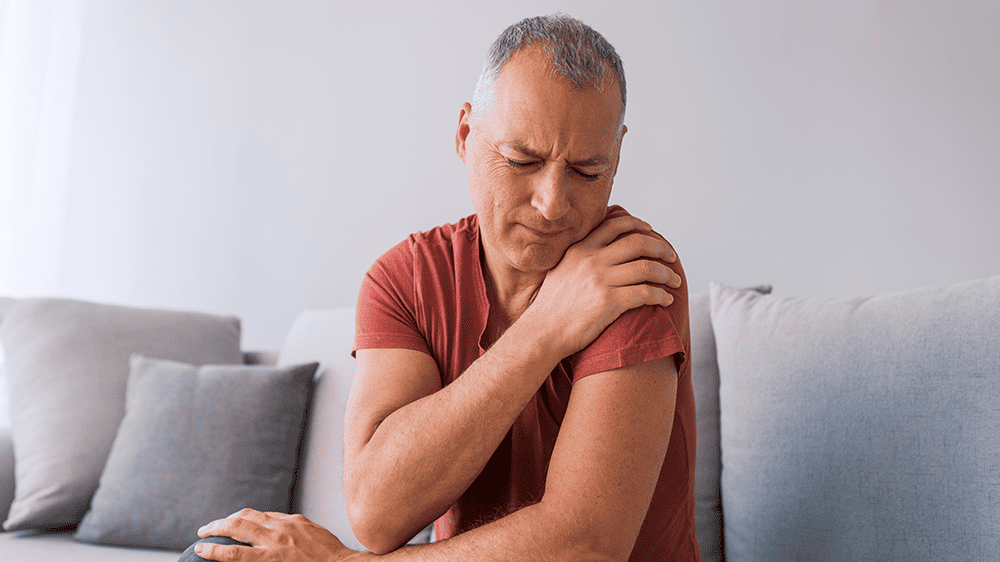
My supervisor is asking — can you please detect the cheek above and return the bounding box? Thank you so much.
[573,177,613,208]
[471,162,524,210]
[572,181,614,230]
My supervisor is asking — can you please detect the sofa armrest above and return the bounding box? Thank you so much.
[0,428,15,522]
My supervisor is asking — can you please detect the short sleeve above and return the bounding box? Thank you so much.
[353,238,432,356]
[569,302,686,382]
[568,208,690,381]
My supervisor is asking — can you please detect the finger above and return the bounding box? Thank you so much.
[199,508,263,534]
[610,259,683,289]
[198,514,269,545]
[192,539,250,562]
[611,283,675,313]
[584,215,653,248]
[605,232,678,268]
[263,511,295,520]
[228,508,264,520]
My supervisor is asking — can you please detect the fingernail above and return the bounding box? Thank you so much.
[195,544,204,554]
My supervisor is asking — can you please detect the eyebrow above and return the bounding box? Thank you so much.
[503,142,610,168]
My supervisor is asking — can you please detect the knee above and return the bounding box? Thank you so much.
[177,536,250,561]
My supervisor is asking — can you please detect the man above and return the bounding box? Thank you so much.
[193,14,700,561]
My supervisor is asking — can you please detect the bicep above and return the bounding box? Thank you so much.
[345,348,442,456]
[543,356,678,559]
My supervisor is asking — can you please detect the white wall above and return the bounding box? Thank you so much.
[33,0,1000,348]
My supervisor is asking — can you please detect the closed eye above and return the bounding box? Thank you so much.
[507,158,600,181]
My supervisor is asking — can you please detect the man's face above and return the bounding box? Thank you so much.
[456,46,626,280]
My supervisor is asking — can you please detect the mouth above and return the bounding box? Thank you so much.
[521,223,566,238]
[521,224,566,239]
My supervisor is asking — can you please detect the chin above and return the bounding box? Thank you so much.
[511,245,566,273]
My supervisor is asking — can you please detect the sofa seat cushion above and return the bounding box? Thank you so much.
[710,276,1000,561]
[0,531,179,561]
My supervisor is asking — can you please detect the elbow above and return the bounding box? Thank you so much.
[354,528,404,557]
[346,500,405,555]
[345,481,416,555]
[576,523,636,562]
[534,502,631,562]
[344,460,401,554]
[565,534,627,562]
[544,532,621,562]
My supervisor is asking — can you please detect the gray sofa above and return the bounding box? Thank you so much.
[0,275,997,561]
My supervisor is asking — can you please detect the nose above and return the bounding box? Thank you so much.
[530,166,571,222]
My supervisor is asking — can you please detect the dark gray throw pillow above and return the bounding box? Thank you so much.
[74,356,317,552]
[0,298,243,531]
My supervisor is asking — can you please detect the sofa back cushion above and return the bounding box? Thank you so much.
[277,307,362,549]
[689,291,725,562]
[710,277,1000,561]
[0,298,243,531]
[690,287,770,562]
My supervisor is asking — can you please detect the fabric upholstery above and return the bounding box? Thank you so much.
[277,307,363,550]
[710,277,1000,561]
[688,291,725,562]
[689,286,769,562]
[0,429,14,523]
[0,530,179,561]
[75,356,317,551]
[0,298,242,531]
[0,297,14,427]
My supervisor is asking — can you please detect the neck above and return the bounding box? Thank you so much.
[479,241,545,328]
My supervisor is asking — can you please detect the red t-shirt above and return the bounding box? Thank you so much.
[354,206,701,561]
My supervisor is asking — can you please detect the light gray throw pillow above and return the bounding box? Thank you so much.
[0,298,243,531]
[710,277,1000,561]
[75,356,318,551]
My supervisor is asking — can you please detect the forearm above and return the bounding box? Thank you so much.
[346,314,562,552]
[352,357,677,562]
[351,501,614,562]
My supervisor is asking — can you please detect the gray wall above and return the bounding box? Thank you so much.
[55,1,999,348]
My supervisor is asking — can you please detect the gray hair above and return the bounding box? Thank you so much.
[471,14,627,126]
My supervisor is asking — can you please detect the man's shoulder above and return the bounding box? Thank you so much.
[569,205,689,380]
[368,214,479,281]
[406,214,478,249]
[604,204,630,221]
[605,205,672,246]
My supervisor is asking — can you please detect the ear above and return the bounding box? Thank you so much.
[455,102,473,163]
[611,123,627,174]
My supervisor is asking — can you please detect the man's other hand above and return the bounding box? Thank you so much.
[525,214,681,359]
[193,509,362,561]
